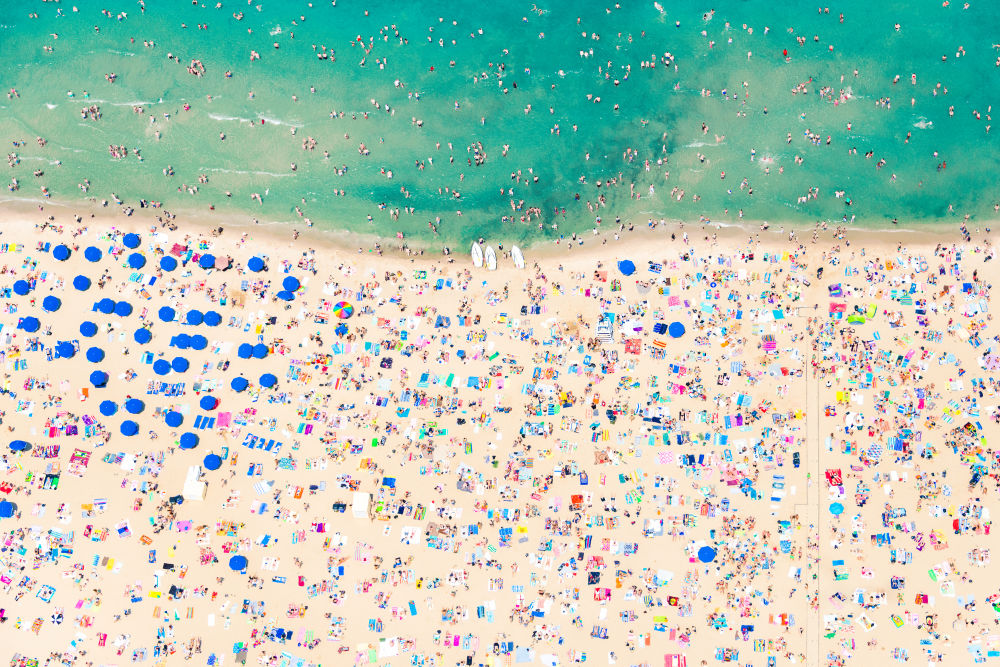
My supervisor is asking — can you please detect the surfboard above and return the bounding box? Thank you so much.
[511,245,525,269]
[484,245,497,271]
[471,242,483,268]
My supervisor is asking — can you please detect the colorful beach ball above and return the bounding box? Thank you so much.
[333,301,354,319]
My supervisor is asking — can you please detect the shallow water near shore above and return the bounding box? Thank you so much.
[2,0,999,248]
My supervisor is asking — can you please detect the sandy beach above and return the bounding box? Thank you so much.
[0,204,994,667]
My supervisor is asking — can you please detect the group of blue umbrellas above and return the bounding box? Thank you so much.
[237,343,270,360]
[159,306,223,327]
[277,275,300,302]
[94,299,133,317]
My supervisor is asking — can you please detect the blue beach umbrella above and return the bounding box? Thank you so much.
[97,298,115,314]
[203,311,222,327]
[12,280,30,296]
[617,260,636,276]
[114,301,133,317]
[165,411,183,428]
[52,244,71,261]
[190,335,208,351]
[203,454,222,471]
[85,347,105,363]
[697,546,717,563]
[259,373,277,388]
[228,555,248,571]
[0,500,14,518]
[237,343,253,359]
[830,502,844,516]
[160,256,177,272]
[186,310,203,325]
[127,253,146,269]
[120,420,139,436]
[247,257,265,272]
[42,296,61,312]
[252,344,269,359]
[282,276,300,291]
[153,359,171,375]
[125,398,144,414]
[80,321,98,337]
[158,306,175,322]
[277,290,294,301]
[179,432,199,449]
[134,328,152,344]
[123,233,141,249]
[20,317,40,333]
[89,370,109,387]
[57,342,75,358]
[199,254,215,269]
[99,400,118,416]
[73,275,91,291]
[174,334,191,349]
[9,440,29,452]
[668,322,686,339]
[84,246,102,262]
[171,357,189,373]
[231,377,248,392]
[200,395,218,411]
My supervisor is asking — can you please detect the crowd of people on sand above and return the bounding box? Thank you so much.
[0,202,996,667]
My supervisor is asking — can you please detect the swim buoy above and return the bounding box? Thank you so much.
[545,369,554,379]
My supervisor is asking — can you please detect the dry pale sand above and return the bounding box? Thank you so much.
[0,209,996,667]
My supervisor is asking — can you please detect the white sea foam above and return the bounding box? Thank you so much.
[197,167,293,178]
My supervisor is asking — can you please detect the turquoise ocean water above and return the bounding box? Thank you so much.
[2,0,998,247]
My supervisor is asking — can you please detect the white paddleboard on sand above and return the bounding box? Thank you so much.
[484,245,497,271]
[471,242,484,268]
[511,245,525,269]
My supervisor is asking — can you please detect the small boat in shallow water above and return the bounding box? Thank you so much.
[484,245,497,271]
[511,245,525,269]
[471,242,483,268]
